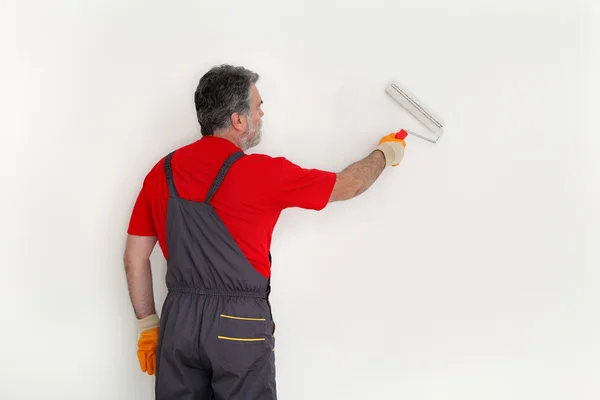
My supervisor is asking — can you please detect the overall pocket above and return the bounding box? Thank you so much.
[217,313,270,371]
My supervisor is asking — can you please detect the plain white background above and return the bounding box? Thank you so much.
[1,0,598,399]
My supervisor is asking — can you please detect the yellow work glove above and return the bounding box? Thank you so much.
[136,314,159,375]
[376,130,407,167]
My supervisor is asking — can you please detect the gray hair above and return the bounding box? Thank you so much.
[194,65,259,136]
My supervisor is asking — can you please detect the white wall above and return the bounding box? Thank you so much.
[1,0,598,399]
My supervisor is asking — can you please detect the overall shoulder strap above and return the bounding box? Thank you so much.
[164,151,179,198]
[205,151,245,204]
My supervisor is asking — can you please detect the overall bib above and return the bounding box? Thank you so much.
[155,150,277,400]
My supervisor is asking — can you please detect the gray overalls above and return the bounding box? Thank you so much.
[155,150,277,399]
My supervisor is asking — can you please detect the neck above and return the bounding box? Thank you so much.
[214,130,244,151]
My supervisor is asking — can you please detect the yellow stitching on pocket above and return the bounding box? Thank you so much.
[220,314,266,321]
[218,335,266,342]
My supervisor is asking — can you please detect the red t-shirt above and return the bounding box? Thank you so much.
[127,136,336,278]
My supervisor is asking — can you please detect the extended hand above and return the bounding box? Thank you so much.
[376,131,407,167]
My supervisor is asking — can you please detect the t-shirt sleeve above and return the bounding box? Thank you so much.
[127,182,157,236]
[271,157,337,211]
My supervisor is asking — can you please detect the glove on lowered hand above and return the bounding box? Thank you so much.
[136,314,159,375]
[376,130,407,167]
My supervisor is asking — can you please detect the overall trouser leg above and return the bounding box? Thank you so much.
[155,292,213,399]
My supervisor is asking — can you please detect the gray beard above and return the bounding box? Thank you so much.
[240,120,262,151]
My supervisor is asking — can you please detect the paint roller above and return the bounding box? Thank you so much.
[385,80,445,143]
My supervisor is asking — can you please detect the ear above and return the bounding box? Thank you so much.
[230,112,246,132]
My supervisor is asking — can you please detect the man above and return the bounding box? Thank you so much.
[124,64,405,399]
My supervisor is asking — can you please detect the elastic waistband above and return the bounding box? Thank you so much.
[167,286,268,299]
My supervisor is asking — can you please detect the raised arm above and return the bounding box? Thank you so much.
[329,132,406,202]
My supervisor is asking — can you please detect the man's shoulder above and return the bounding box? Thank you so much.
[147,140,200,175]
[137,157,166,193]
[241,152,287,170]
[243,152,300,167]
